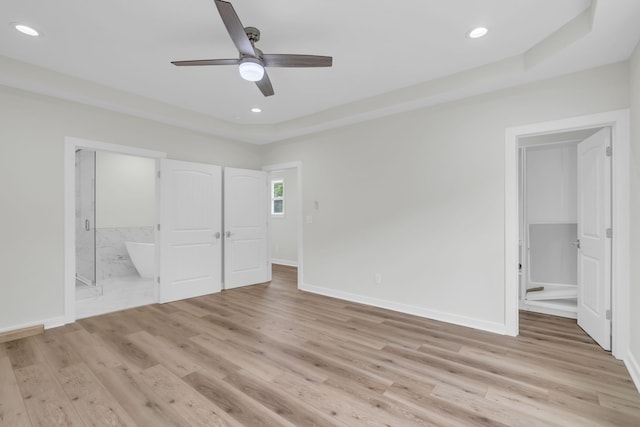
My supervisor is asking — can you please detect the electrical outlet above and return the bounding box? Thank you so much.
[374,273,382,285]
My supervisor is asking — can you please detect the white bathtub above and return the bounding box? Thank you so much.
[125,241,156,279]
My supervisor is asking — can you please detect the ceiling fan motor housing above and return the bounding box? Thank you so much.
[244,26,260,44]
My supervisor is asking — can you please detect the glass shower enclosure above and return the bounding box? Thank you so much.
[75,149,102,298]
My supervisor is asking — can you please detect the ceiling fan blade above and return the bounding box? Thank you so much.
[256,71,274,97]
[171,59,239,66]
[262,54,332,68]
[214,0,255,57]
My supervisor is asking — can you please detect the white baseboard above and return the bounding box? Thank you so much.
[625,350,640,393]
[300,283,506,335]
[272,259,298,267]
[0,315,67,334]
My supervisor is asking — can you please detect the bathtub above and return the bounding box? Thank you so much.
[125,241,156,279]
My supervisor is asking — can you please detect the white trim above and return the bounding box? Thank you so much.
[505,110,630,359]
[262,162,303,289]
[271,259,298,268]
[625,350,640,393]
[64,137,166,325]
[301,283,506,335]
[66,137,166,159]
[0,316,66,334]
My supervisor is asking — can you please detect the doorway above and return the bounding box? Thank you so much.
[505,110,630,358]
[65,138,166,323]
[518,128,613,350]
[263,162,304,289]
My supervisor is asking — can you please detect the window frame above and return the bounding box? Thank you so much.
[271,178,285,216]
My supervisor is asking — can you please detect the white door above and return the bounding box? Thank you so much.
[577,128,611,350]
[159,159,222,303]
[224,167,269,289]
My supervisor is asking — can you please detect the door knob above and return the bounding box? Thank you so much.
[225,231,232,238]
[571,240,581,249]
[214,232,221,239]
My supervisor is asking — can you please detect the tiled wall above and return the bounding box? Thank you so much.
[96,226,154,281]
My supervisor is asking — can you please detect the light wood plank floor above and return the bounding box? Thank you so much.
[1,265,639,426]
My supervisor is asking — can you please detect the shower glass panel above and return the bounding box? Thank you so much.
[75,149,100,297]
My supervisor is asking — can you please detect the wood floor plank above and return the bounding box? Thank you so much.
[1,266,638,426]
[62,328,124,372]
[427,382,554,427]
[90,364,191,427]
[3,337,43,370]
[14,363,84,426]
[485,386,610,427]
[598,391,640,417]
[0,356,31,427]
[140,364,243,427]
[183,370,297,427]
[126,330,201,378]
[54,362,137,426]
[273,370,448,427]
[31,333,83,372]
[190,333,286,381]
[222,369,346,426]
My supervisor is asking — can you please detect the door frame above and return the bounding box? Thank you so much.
[262,162,304,289]
[505,110,630,359]
[64,137,166,324]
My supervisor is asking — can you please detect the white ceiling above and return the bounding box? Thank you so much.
[1,0,639,144]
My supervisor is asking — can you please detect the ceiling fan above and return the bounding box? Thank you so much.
[171,0,333,97]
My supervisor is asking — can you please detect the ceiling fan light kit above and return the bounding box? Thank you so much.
[171,0,332,97]
[239,58,264,82]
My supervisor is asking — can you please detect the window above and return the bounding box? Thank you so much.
[271,179,284,216]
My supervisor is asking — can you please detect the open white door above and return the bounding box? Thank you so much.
[159,159,222,303]
[577,128,611,350]
[224,167,269,289]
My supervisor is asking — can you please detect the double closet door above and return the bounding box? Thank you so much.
[158,160,269,303]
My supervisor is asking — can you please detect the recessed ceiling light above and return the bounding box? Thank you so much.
[14,24,39,37]
[467,27,488,39]
[251,107,262,113]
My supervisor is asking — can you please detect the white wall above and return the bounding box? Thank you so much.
[629,40,640,384]
[525,144,577,223]
[260,63,630,332]
[0,85,261,331]
[96,151,155,228]
[270,168,298,266]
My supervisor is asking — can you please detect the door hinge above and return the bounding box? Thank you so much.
[157,276,160,284]
[606,309,612,320]
[157,170,161,178]
[606,146,612,157]
[606,228,612,238]
[157,224,161,231]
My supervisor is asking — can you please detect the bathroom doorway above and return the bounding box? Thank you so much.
[518,129,600,318]
[66,138,165,320]
[75,149,158,318]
